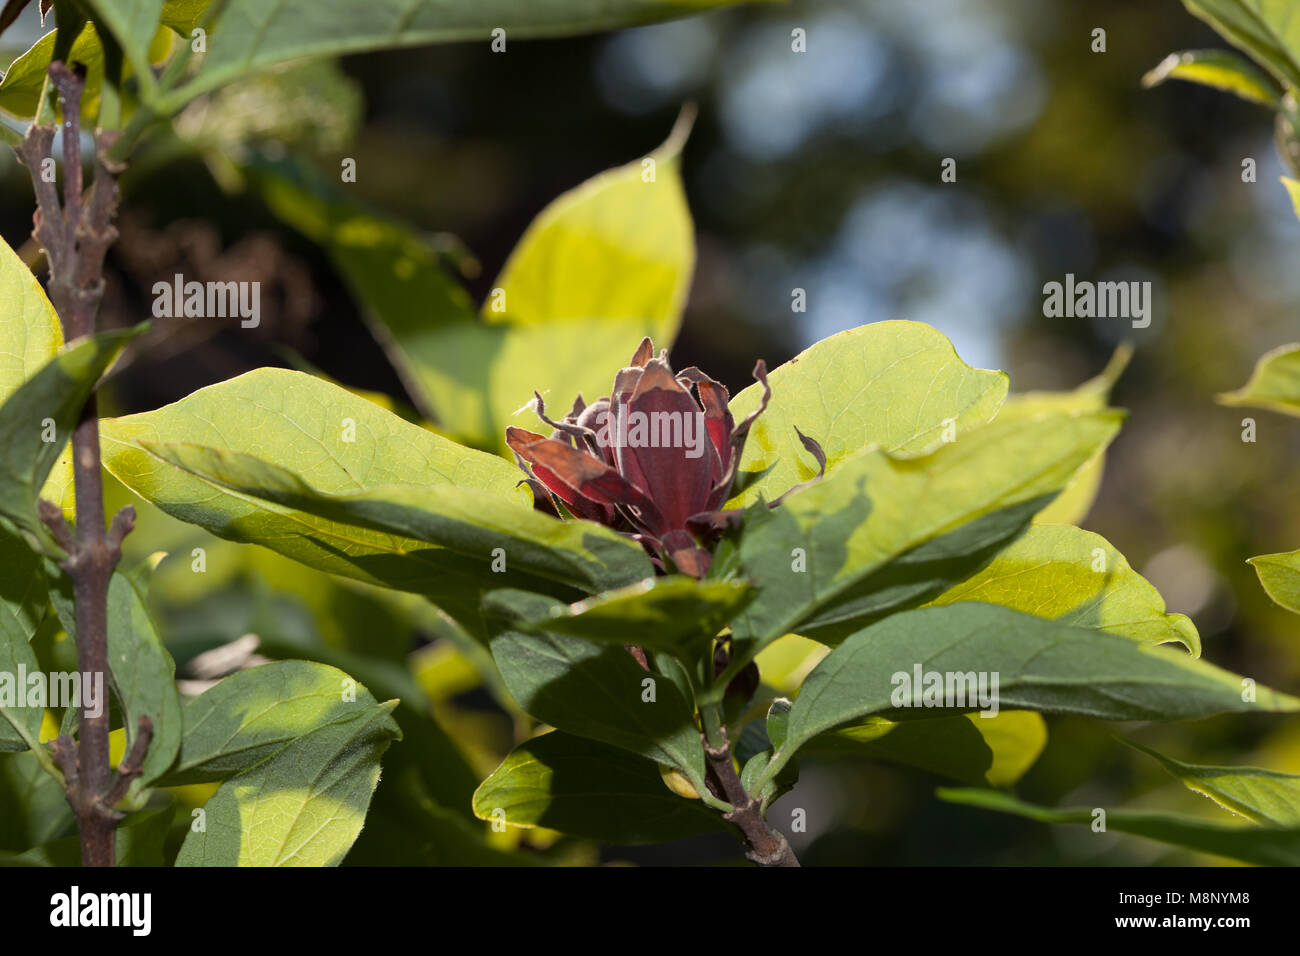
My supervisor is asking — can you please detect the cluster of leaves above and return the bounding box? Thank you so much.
[0,0,780,865]
[941,0,1300,864]
[14,137,1299,861]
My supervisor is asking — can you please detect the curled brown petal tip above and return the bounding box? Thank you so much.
[630,337,654,367]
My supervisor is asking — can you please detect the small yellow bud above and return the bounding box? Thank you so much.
[658,764,700,800]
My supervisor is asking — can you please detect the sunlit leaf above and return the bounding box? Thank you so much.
[1142,48,1281,105]
[1126,739,1300,825]
[175,702,400,866]
[1218,342,1300,416]
[1248,548,1300,613]
[728,321,1008,506]
[927,524,1200,656]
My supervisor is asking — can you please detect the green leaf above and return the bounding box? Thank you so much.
[504,575,756,658]
[766,697,791,750]
[77,0,195,95]
[1218,342,1300,416]
[1249,549,1300,613]
[0,15,181,122]
[166,1,775,104]
[0,23,110,122]
[175,702,400,866]
[0,616,43,752]
[1181,0,1300,91]
[0,236,73,517]
[1142,48,1282,105]
[472,731,725,844]
[0,326,141,543]
[0,751,73,851]
[728,321,1008,506]
[484,589,709,793]
[254,112,693,453]
[0,523,47,651]
[100,368,605,627]
[995,343,1131,525]
[47,566,181,790]
[722,409,1123,676]
[937,787,1300,866]
[158,660,384,786]
[134,439,652,598]
[12,797,174,866]
[804,710,1047,788]
[250,160,496,446]
[766,603,1299,786]
[1126,739,1300,825]
[926,524,1201,656]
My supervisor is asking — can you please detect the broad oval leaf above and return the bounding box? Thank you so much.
[1218,342,1300,416]
[484,589,708,793]
[768,602,1299,786]
[159,660,383,786]
[472,731,725,844]
[728,321,1008,505]
[162,1,776,104]
[99,368,580,627]
[175,702,400,866]
[134,439,652,598]
[1249,549,1300,613]
[926,524,1200,656]
[721,408,1123,679]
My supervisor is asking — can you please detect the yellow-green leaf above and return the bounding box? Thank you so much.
[1248,549,1300,613]
[728,321,1008,506]
[927,524,1201,656]
[1142,48,1281,106]
[1127,739,1300,825]
[1218,342,1300,416]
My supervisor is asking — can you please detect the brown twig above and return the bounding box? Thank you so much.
[15,61,141,867]
[102,716,154,810]
[701,717,799,867]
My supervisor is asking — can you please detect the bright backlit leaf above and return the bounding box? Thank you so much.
[728,321,1008,506]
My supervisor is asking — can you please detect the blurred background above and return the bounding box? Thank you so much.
[4,0,1300,865]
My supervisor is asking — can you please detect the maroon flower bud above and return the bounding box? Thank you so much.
[507,338,822,577]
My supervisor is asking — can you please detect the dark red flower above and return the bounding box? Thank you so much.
[507,338,824,577]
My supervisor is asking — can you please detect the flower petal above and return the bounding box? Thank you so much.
[506,426,664,531]
[619,358,715,532]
